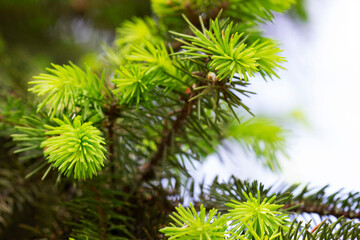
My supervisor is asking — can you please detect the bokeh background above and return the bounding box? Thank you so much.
[194,0,360,194]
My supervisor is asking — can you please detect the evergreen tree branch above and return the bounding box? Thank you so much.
[204,176,360,221]
[105,101,119,186]
[1,1,321,239]
[90,186,107,240]
[285,202,360,220]
[139,83,199,181]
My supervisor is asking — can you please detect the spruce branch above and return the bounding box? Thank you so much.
[160,192,289,239]
[287,202,360,220]
[171,17,285,82]
[90,185,107,240]
[11,114,49,163]
[283,217,360,239]
[105,101,118,186]
[282,185,360,220]
[2,1,336,239]
[140,83,198,181]
[67,177,133,239]
[205,176,360,222]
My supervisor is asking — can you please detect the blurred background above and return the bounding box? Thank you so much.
[0,0,151,96]
[1,0,359,223]
[195,0,360,194]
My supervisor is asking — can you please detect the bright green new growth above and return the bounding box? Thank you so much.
[161,193,289,239]
[160,203,228,240]
[128,42,175,74]
[115,17,162,48]
[172,17,285,81]
[112,64,159,108]
[29,62,104,118]
[41,116,107,180]
[114,17,164,57]
[226,191,288,239]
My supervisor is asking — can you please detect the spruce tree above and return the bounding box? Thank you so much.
[0,0,359,239]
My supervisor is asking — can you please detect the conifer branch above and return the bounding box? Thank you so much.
[90,186,107,240]
[3,1,336,239]
[140,86,197,181]
[170,1,229,52]
[285,202,360,220]
[105,101,118,185]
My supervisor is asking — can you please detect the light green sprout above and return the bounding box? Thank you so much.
[41,116,107,180]
[29,62,104,118]
[172,17,285,82]
[160,203,228,240]
[226,191,289,239]
[161,192,289,239]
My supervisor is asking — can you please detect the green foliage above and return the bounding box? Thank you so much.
[41,116,107,180]
[227,118,288,171]
[173,178,360,239]
[290,0,308,21]
[11,115,48,162]
[161,193,288,239]
[285,217,360,239]
[205,176,360,226]
[0,95,25,134]
[226,192,288,239]
[66,178,133,240]
[112,65,159,108]
[172,17,285,81]
[3,0,359,240]
[107,17,165,66]
[151,0,187,27]
[115,17,164,50]
[225,0,296,23]
[128,42,176,75]
[151,0,184,19]
[0,168,39,231]
[29,62,104,118]
[160,203,227,239]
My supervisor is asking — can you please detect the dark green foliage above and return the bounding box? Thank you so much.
[66,178,133,240]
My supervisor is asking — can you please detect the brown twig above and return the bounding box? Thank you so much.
[105,101,119,186]
[140,96,196,181]
[284,202,360,219]
[139,77,208,181]
[310,219,327,233]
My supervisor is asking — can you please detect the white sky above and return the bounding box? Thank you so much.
[192,0,360,193]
